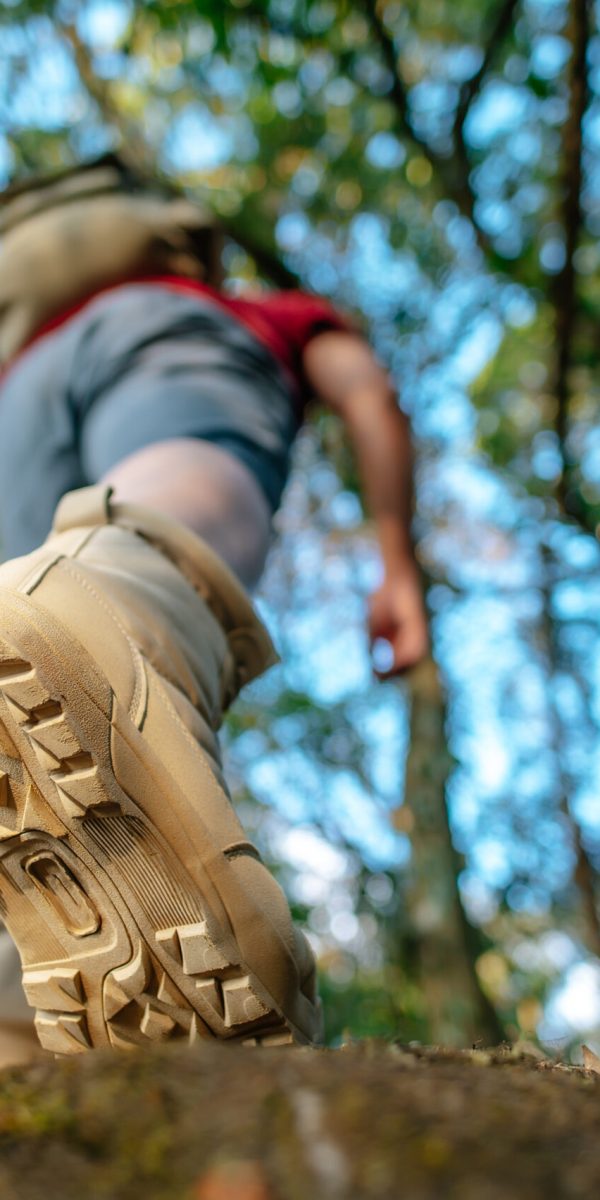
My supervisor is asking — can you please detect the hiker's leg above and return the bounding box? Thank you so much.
[0,285,293,573]
[75,285,291,590]
[0,486,320,1053]
[0,305,87,1061]
[0,324,87,561]
[0,288,318,1056]
[102,439,272,591]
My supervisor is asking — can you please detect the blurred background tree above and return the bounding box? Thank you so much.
[2,0,600,1053]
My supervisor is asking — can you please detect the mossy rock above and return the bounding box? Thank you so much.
[0,1043,597,1199]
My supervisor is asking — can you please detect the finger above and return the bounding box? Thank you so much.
[367,610,395,643]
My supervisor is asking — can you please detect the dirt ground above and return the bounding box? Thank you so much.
[0,1042,597,1199]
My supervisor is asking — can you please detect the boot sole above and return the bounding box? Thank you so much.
[0,590,317,1054]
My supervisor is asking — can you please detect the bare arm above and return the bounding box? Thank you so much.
[302,330,429,676]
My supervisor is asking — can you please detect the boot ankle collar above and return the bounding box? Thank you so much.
[52,485,279,698]
[53,484,113,531]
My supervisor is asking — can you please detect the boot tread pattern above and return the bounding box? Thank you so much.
[0,657,108,820]
[0,647,297,1053]
[101,938,290,1048]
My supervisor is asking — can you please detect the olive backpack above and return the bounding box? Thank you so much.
[0,152,222,364]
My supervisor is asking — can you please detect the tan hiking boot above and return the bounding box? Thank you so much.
[0,486,321,1054]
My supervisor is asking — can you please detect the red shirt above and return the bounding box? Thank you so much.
[150,277,352,394]
[13,275,352,401]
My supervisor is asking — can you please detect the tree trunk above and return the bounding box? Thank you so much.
[400,658,504,1046]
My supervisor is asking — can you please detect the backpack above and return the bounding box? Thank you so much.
[0,153,222,364]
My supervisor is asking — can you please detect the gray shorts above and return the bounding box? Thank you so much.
[0,285,298,558]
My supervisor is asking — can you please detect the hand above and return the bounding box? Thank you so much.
[368,568,429,679]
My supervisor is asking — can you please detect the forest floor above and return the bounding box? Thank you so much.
[0,1041,597,1199]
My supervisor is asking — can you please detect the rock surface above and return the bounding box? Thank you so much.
[0,1043,598,1199]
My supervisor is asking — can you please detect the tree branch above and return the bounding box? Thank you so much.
[541,3,600,946]
[540,544,600,960]
[58,21,300,289]
[552,0,591,523]
[365,0,487,248]
[59,22,154,175]
[219,209,300,288]
[454,0,521,144]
